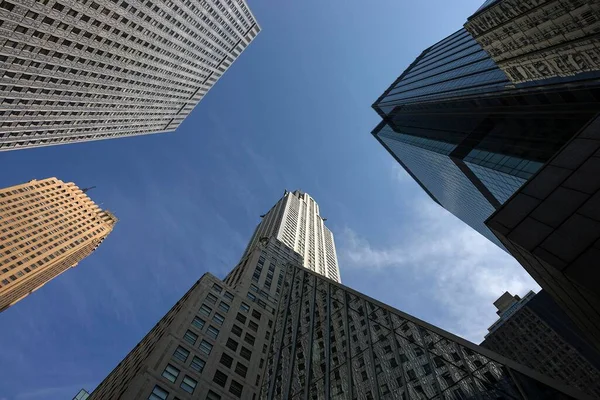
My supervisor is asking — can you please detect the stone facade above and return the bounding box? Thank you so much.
[0,177,116,311]
[465,0,600,83]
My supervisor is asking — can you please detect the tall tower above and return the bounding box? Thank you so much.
[0,0,260,151]
[0,178,117,311]
[88,191,589,400]
[243,190,340,282]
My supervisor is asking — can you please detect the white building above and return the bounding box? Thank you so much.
[0,0,259,151]
[242,190,341,282]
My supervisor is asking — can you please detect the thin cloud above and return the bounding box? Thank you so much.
[336,200,539,342]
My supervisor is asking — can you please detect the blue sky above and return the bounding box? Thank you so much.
[0,1,538,399]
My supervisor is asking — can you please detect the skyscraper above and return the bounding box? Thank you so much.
[481,290,600,398]
[88,191,589,400]
[0,178,116,311]
[0,0,260,151]
[371,26,600,249]
[242,190,340,283]
[465,0,600,83]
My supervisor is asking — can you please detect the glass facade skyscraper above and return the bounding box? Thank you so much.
[372,24,600,250]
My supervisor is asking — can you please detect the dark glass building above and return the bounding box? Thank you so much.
[372,26,600,250]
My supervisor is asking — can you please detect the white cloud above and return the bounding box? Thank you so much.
[337,200,539,343]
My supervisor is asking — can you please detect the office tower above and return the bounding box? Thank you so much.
[242,190,340,283]
[73,389,90,400]
[465,0,600,83]
[0,0,260,151]
[0,178,116,311]
[481,290,600,398]
[372,26,600,249]
[89,193,589,400]
[262,264,591,400]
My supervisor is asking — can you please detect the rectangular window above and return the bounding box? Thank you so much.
[236,313,247,324]
[212,283,223,293]
[206,293,218,304]
[213,313,225,325]
[148,385,168,400]
[229,380,244,398]
[213,370,228,387]
[220,352,234,368]
[248,321,258,332]
[199,304,212,317]
[180,375,197,394]
[247,292,256,301]
[226,338,239,352]
[190,356,205,373]
[231,324,243,337]
[224,291,234,301]
[162,364,180,383]
[184,330,198,345]
[244,333,255,346]
[252,310,262,320]
[235,362,248,378]
[192,317,205,330]
[218,302,230,313]
[240,303,250,313]
[173,346,189,363]
[240,346,252,361]
[207,325,219,340]
[207,390,221,400]
[199,340,213,355]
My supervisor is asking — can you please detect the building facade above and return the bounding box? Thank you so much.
[261,265,591,400]
[372,22,600,249]
[465,0,600,83]
[0,0,260,151]
[0,177,116,311]
[481,290,600,398]
[88,191,590,400]
[242,190,340,283]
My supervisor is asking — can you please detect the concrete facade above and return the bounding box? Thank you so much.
[0,177,116,311]
[0,0,259,151]
[465,0,600,83]
[242,190,341,283]
[481,290,600,398]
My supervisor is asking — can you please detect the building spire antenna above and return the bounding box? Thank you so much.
[82,186,96,194]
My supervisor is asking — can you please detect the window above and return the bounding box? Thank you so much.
[229,380,244,398]
[235,362,248,378]
[199,340,213,355]
[252,310,262,320]
[224,291,234,301]
[240,303,250,313]
[207,325,220,340]
[247,293,256,301]
[180,375,197,394]
[192,317,205,330]
[213,313,225,325]
[244,333,255,346]
[190,356,205,373]
[226,338,239,351]
[149,385,168,400]
[199,304,212,317]
[232,324,243,337]
[162,364,180,383]
[212,283,223,293]
[240,346,252,361]
[206,293,218,304]
[207,390,221,400]
[220,352,234,368]
[213,370,228,387]
[184,330,198,345]
[248,321,259,332]
[236,313,247,324]
[218,302,230,313]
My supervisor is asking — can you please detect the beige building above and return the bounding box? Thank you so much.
[0,177,116,311]
[465,0,600,83]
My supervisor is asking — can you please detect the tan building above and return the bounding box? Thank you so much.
[465,0,600,83]
[0,177,116,311]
